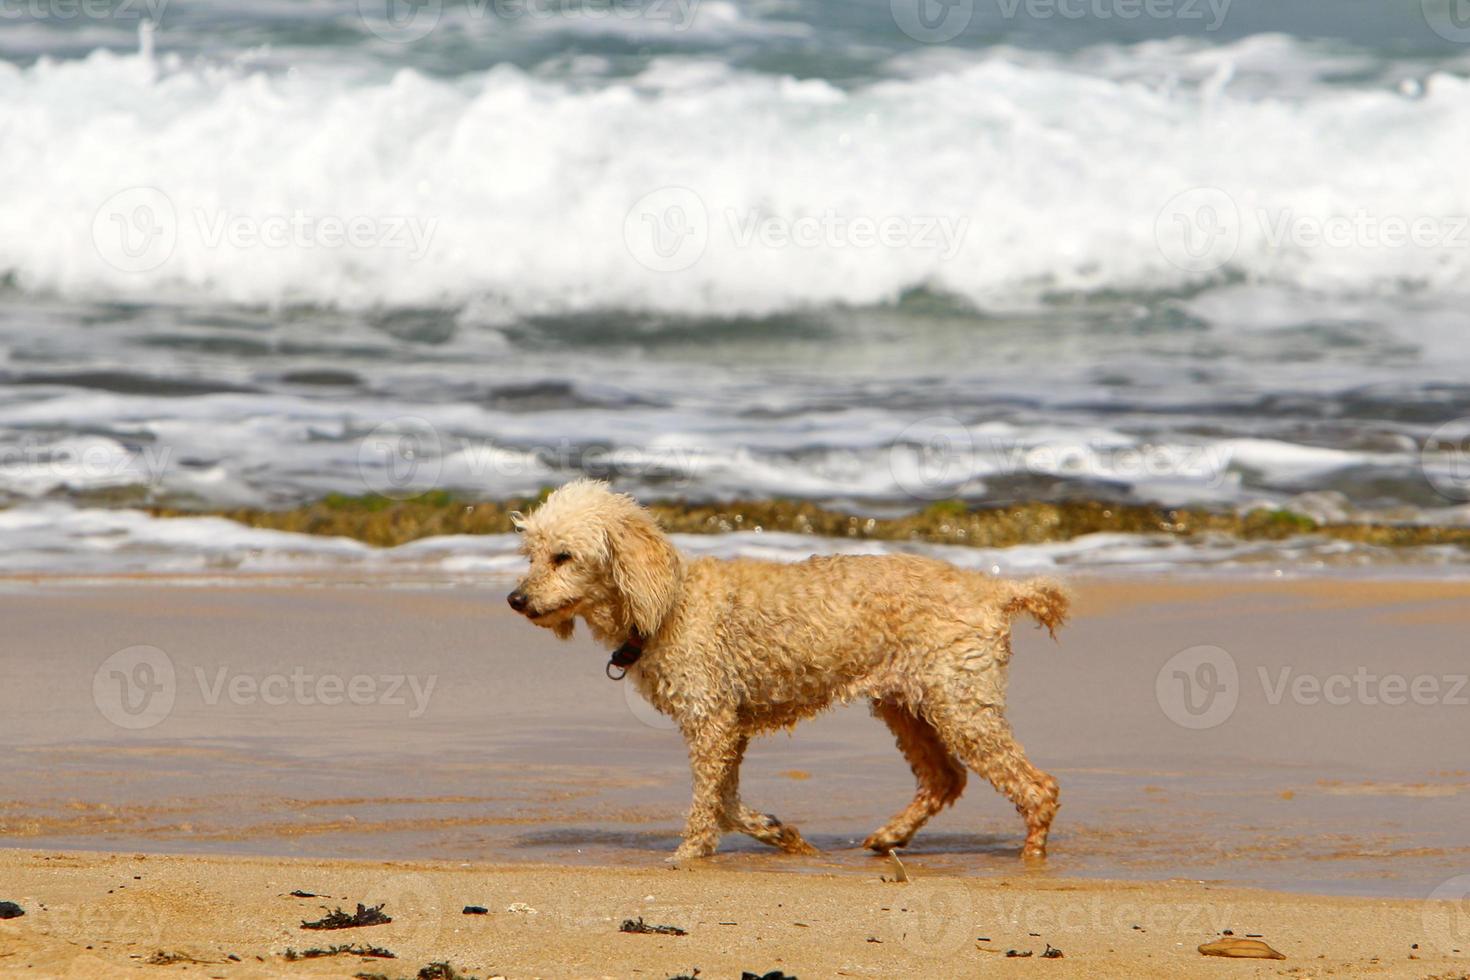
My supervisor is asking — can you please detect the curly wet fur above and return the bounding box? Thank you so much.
[510,480,1070,862]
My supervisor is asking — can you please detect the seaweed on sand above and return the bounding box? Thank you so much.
[355,963,480,980]
[302,903,392,930]
[285,944,396,960]
[620,917,688,936]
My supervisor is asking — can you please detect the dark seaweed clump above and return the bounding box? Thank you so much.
[302,903,392,930]
[286,943,395,960]
[620,916,688,936]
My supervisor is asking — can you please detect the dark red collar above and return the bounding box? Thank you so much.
[605,627,645,681]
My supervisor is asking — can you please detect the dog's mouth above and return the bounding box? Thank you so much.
[527,599,581,623]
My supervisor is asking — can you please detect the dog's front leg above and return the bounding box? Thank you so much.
[671,716,741,864]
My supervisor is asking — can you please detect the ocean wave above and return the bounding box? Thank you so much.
[3,38,1469,314]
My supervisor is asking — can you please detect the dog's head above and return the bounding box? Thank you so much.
[507,479,681,642]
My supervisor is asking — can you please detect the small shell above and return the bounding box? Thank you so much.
[1198,938,1285,959]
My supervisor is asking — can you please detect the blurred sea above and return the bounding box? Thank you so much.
[4,0,1470,572]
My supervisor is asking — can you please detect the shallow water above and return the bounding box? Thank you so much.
[3,580,1465,899]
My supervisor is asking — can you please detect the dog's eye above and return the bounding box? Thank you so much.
[552,552,573,566]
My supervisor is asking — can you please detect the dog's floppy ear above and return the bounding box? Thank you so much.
[608,507,680,637]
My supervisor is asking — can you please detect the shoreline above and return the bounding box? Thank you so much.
[141,492,1470,552]
[0,848,1463,979]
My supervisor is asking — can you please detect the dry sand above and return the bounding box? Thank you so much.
[1,848,1465,979]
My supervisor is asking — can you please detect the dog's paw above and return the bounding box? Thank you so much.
[668,842,715,868]
[772,826,820,856]
[861,831,909,854]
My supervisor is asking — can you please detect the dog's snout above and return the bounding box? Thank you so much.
[507,590,530,613]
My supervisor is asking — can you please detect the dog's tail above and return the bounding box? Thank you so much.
[1000,577,1070,639]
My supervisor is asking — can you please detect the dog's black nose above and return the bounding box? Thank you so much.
[507,590,529,612]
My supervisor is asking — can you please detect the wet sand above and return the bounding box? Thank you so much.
[3,577,1468,899]
[1,848,1465,979]
[2,575,1470,975]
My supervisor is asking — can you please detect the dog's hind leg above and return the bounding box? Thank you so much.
[863,698,967,853]
[927,701,1059,859]
[717,736,818,856]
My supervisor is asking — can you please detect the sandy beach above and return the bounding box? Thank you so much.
[1,848,1464,979]
[10,0,1470,972]
[2,575,1469,976]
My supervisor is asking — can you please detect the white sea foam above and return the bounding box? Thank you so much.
[1,506,1461,578]
[4,39,1469,314]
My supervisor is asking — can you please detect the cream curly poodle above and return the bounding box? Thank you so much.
[507,480,1070,863]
